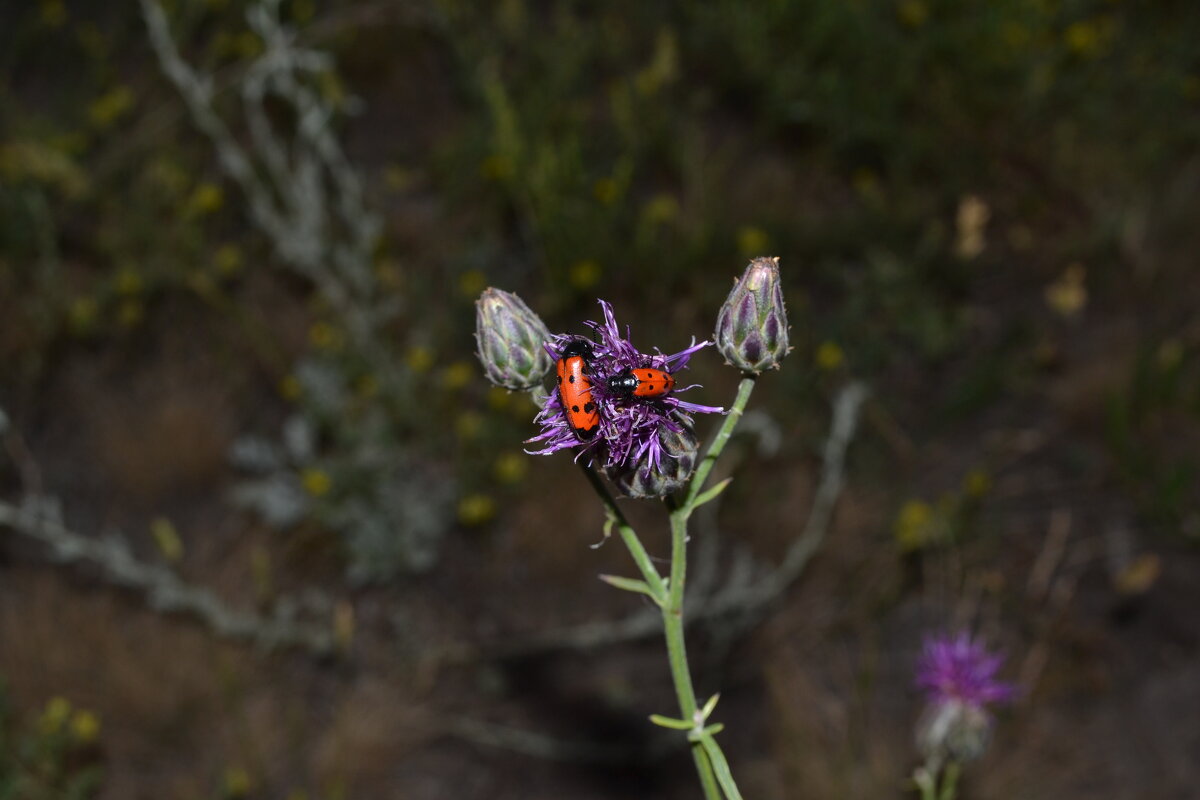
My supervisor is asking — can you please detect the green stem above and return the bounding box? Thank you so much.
[657,377,757,799]
[938,761,961,800]
[663,510,721,799]
[683,376,757,510]
[577,462,664,601]
[916,771,938,800]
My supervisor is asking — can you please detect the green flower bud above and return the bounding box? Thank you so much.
[714,256,790,373]
[606,416,699,499]
[474,288,553,391]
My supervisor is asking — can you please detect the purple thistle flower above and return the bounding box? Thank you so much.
[913,631,1015,764]
[916,631,1015,711]
[526,300,723,480]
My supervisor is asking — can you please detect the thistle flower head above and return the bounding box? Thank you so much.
[526,300,723,496]
[606,413,699,499]
[475,288,554,391]
[715,256,790,373]
[915,631,1015,763]
[916,631,1015,710]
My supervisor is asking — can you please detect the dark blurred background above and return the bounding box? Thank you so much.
[2,1,1199,798]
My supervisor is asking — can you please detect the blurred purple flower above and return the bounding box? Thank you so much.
[916,631,1015,710]
[526,300,723,475]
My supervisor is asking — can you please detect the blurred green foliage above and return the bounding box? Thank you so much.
[3,0,1200,575]
[0,685,103,800]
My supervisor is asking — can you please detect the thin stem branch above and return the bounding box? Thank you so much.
[938,761,961,800]
[577,461,664,601]
[684,376,757,510]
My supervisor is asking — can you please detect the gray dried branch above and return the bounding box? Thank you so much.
[0,496,334,655]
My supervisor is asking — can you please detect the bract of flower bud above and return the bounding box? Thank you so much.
[915,698,994,765]
[714,256,790,373]
[474,288,554,391]
[605,413,699,499]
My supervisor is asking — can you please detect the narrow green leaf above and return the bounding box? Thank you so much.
[690,477,733,510]
[649,714,694,731]
[590,511,617,549]
[598,574,660,601]
[698,734,744,800]
[700,693,721,721]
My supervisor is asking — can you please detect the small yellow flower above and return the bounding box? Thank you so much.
[279,374,302,400]
[894,500,935,552]
[481,154,514,181]
[737,226,770,257]
[568,259,601,290]
[852,167,885,205]
[487,385,512,411]
[954,194,990,260]
[455,411,484,440]
[593,177,619,205]
[39,0,67,27]
[70,710,101,744]
[301,468,332,497]
[962,468,992,499]
[318,72,346,108]
[308,321,344,351]
[897,0,928,29]
[406,345,435,373]
[508,391,537,419]
[815,340,844,371]
[213,244,243,276]
[643,193,679,225]
[441,361,474,391]
[1113,553,1162,596]
[375,260,403,289]
[40,696,72,733]
[151,517,184,564]
[493,452,528,484]
[115,266,143,296]
[187,182,225,216]
[384,164,414,191]
[88,86,135,129]
[1064,19,1110,58]
[224,767,252,798]
[68,296,98,333]
[1044,263,1087,317]
[633,29,679,97]
[458,269,487,299]
[457,493,496,525]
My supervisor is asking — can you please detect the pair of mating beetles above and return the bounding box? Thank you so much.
[556,340,676,440]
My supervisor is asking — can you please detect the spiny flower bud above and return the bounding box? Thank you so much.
[475,288,554,391]
[605,414,699,499]
[916,698,993,764]
[715,256,790,373]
